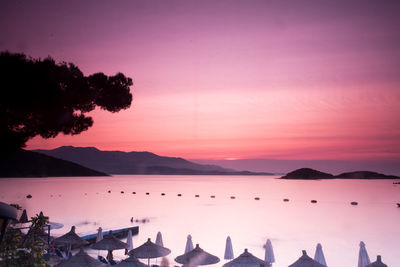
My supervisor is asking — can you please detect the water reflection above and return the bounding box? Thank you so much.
[0,175,399,267]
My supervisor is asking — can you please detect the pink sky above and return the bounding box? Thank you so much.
[1,0,400,160]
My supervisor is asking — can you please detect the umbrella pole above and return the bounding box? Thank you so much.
[148,257,150,267]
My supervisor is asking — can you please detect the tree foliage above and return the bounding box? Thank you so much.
[0,207,50,267]
[0,51,133,157]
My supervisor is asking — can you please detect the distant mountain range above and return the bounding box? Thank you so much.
[280,168,400,180]
[192,158,400,176]
[33,146,274,176]
[0,149,107,177]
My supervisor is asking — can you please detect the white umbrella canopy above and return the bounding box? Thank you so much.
[19,209,29,223]
[223,248,265,267]
[175,244,220,267]
[56,248,106,267]
[365,255,388,267]
[313,243,326,266]
[264,239,275,265]
[127,230,134,250]
[288,250,326,267]
[224,236,234,260]
[96,227,103,243]
[156,231,164,247]
[358,241,371,267]
[185,234,194,253]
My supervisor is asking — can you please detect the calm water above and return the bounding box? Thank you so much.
[0,175,399,267]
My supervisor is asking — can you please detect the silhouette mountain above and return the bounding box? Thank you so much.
[34,146,273,175]
[0,149,107,177]
[335,171,400,179]
[280,168,400,179]
[280,168,334,179]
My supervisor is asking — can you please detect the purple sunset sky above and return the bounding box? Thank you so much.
[1,0,400,164]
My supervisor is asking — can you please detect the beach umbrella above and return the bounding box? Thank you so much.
[223,248,265,267]
[19,209,29,223]
[56,248,106,267]
[358,241,371,267]
[264,239,275,266]
[313,243,326,266]
[288,250,326,267]
[129,238,171,266]
[127,230,133,250]
[116,254,148,267]
[96,227,103,243]
[53,226,89,247]
[185,234,194,253]
[156,231,164,247]
[92,231,128,251]
[365,256,388,267]
[224,236,234,260]
[175,243,220,267]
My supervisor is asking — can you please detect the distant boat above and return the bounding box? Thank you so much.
[80,226,139,244]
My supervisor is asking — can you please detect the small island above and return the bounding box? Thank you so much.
[280,168,400,180]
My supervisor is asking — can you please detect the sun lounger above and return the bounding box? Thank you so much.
[98,255,109,264]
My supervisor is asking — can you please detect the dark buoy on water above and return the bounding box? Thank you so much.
[130,217,133,223]
[132,192,136,194]
[161,193,165,196]
[283,198,289,202]
[195,194,200,197]
[230,196,236,199]
[254,197,260,200]
[351,201,358,205]
[177,194,182,197]
[397,203,400,208]
[146,192,150,195]
[26,194,32,199]
[108,190,111,193]
[121,191,124,194]
[311,200,317,203]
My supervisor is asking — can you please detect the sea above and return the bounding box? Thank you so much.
[0,175,399,267]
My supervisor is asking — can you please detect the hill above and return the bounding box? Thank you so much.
[280,168,400,180]
[0,149,108,177]
[34,146,274,175]
[280,168,334,179]
[335,171,400,179]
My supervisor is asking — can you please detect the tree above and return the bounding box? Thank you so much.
[0,206,50,267]
[0,51,133,158]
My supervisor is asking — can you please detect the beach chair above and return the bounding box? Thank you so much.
[109,259,118,265]
[54,248,65,258]
[98,255,109,265]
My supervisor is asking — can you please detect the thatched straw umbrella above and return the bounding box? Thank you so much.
[288,250,326,267]
[92,231,128,261]
[129,238,171,266]
[56,248,106,267]
[175,244,220,267]
[365,256,388,267]
[54,226,88,246]
[116,254,148,267]
[223,248,265,267]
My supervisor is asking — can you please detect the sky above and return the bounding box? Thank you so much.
[1,0,400,162]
